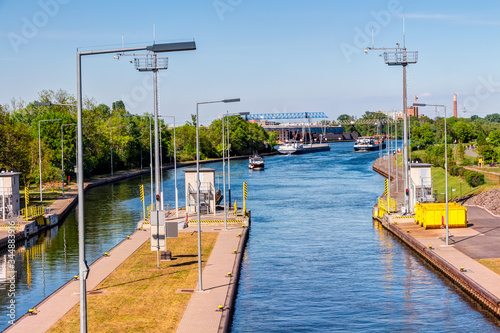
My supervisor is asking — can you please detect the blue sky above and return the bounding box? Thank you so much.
[2,0,500,125]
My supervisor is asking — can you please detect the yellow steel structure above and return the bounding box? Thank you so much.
[25,187,29,219]
[139,185,146,221]
[414,202,467,229]
[20,206,44,221]
[377,197,397,218]
[146,203,155,220]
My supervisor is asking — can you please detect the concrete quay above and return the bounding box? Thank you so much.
[0,152,274,251]
[4,208,250,333]
[373,156,500,319]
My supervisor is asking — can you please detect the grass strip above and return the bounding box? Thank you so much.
[48,232,218,333]
[477,258,500,276]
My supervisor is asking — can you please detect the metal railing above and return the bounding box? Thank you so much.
[384,50,418,65]
[19,205,44,221]
[134,56,168,71]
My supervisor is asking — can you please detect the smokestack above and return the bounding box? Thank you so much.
[453,93,457,118]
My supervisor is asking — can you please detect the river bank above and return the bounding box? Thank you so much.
[0,152,275,251]
[372,156,500,320]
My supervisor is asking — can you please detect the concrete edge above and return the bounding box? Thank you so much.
[218,211,251,333]
[4,228,147,331]
[464,204,500,218]
[374,212,500,319]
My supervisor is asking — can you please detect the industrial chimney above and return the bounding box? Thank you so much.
[453,94,457,118]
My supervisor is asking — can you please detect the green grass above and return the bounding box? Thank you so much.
[20,182,77,207]
[48,232,218,333]
[431,166,498,201]
[477,258,500,276]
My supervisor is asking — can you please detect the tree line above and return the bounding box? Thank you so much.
[0,90,276,187]
[335,111,500,165]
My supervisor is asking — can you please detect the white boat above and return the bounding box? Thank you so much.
[248,155,265,170]
[353,137,386,151]
[278,142,303,154]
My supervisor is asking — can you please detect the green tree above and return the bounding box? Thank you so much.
[485,113,500,123]
[489,130,500,147]
[452,120,473,143]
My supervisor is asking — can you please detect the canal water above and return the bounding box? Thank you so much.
[1,143,499,331]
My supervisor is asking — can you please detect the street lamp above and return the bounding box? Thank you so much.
[35,101,77,198]
[413,102,449,246]
[124,114,154,211]
[61,123,77,196]
[37,118,61,204]
[223,111,249,230]
[160,116,178,217]
[196,98,240,291]
[76,40,196,332]
[365,43,418,214]
[109,127,120,176]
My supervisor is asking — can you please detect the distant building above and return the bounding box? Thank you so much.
[261,123,344,143]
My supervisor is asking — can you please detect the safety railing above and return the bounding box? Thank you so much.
[146,203,155,221]
[19,206,44,221]
[378,197,397,218]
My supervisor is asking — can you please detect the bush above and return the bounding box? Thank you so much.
[464,171,484,187]
[449,165,462,176]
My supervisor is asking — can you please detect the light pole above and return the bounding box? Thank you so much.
[109,127,119,176]
[222,111,249,230]
[365,42,418,214]
[38,118,61,204]
[61,123,77,196]
[35,102,77,197]
[196,98,240,291]
[76,41,196,332]
[413,103,449,246]
[160,116,178,217]
[124,114,154,210]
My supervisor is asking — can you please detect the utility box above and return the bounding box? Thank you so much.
[184,168,216,215]
[150,210,165,251]
[409,163,434,213]
[0,170,21,220]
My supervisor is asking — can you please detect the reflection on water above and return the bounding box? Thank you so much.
[230,143,500,332]
[1,144,499,331]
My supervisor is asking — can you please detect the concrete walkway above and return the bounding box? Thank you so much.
[374,155,500,316]
[5,228,150,333]
[390,217,500,302]
[177,223,247,333]
[5,208,249,333]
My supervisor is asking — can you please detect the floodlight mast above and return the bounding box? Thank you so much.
[365,43,418,214]
[76,40,195,333]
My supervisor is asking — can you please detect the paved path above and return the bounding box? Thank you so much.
[391,217,500,302]
[177,224,247,333]
[5,208,249,333]
[5,229,150,333]
[453,206,500,259]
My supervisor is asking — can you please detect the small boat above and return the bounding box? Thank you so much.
[278,142,303,155]
[353,137,386,151]
[248,155,265,170]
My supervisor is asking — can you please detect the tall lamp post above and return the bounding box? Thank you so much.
[124,114,154,210]
[196,98,240,291]
[76,41,196,332]
[222,111,249,230]
[61,123,77,196]
[37,118,61,204]
[109,127,120,176]
[160,116,178,216]
[35,102,76,197]
[365,43,418,214]
[413,103,449,246]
